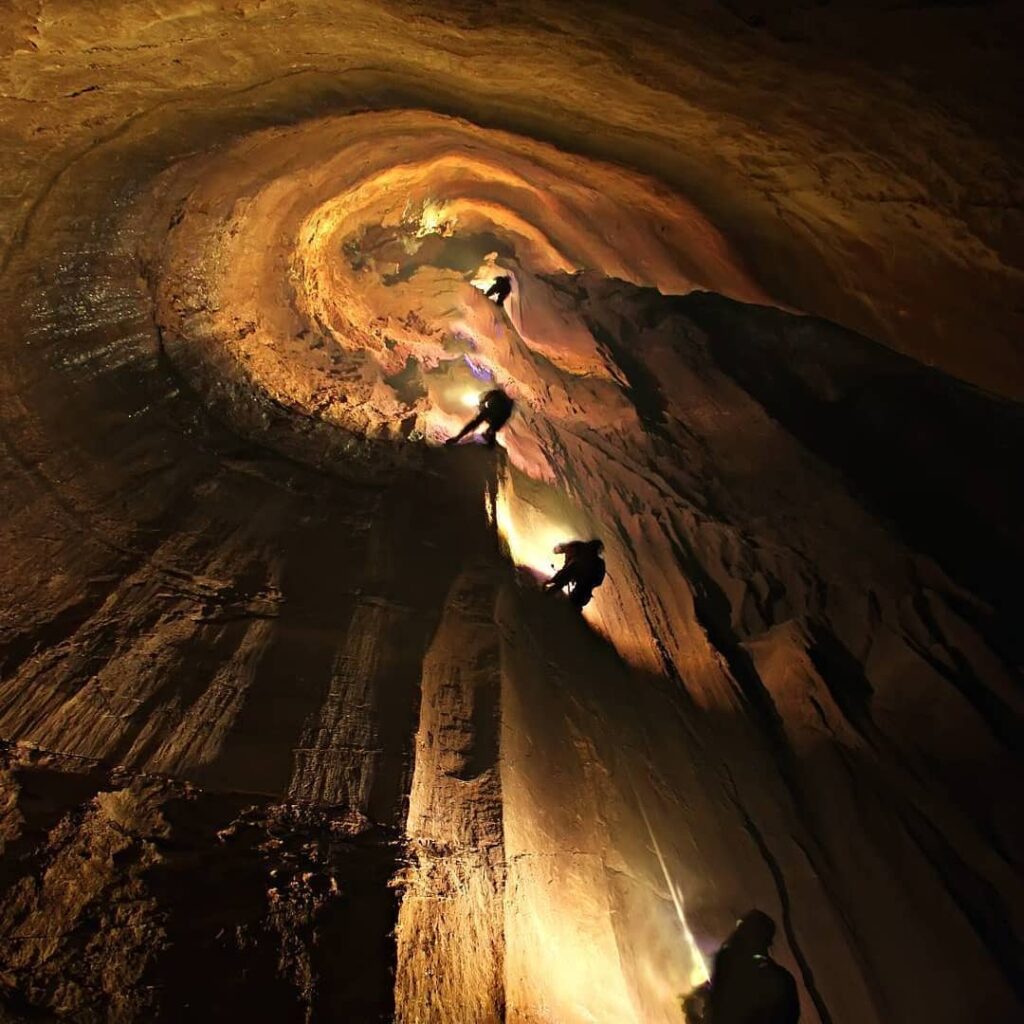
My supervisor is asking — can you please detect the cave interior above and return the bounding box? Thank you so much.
[0,2,1021,1022]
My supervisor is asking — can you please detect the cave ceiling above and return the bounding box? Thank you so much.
[0,2,1021,1023]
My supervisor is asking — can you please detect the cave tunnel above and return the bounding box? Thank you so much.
[0,2,1021,1022]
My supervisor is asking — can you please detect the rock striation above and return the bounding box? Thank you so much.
[0,2,1021,1022]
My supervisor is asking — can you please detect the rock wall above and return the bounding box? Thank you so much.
[0,2,1021,1022]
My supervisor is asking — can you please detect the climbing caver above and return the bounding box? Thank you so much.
[485,274,512,308]
[544,539,606,610]
[682,910,799,1024]
[445,387,515,448]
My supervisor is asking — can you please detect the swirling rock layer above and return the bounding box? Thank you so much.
[0,3,1021,1023]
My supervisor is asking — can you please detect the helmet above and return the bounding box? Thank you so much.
[731,910,776,954]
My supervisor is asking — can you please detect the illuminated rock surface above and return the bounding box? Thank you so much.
[0,2,1021,1022]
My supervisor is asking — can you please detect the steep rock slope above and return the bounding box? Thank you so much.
[2,256,1020,1019]
[0,2,1021,1022]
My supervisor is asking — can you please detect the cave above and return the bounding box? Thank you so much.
[0,2,1021,1022]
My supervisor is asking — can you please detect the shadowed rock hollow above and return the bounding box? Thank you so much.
[0,2,1021,1022]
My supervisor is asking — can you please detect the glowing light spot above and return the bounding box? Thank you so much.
[461,389,482,409]
[414,198,455,238]
[492,473,572,579]
[636,789,710,989]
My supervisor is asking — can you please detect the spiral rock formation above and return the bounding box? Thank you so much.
[0,3,1021,1023]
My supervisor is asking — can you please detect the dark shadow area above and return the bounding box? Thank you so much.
[0,749,111,901]
[900,799,1024,1005]
[384,356,428,405]
[146,793,402,1023]
[673,291,1023,668]
[806,624,875,741]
